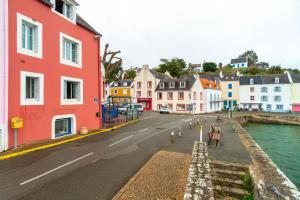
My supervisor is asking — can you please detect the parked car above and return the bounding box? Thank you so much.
[159,105,170,114]
[119,103,144,114]
[118,103,129,114]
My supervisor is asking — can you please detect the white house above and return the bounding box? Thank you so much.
[133,65,172,110]
[153,76,203,114]
[239,75,291,112]
[231,58,248,68]
[153,76,221,114]
[200,78,222,113]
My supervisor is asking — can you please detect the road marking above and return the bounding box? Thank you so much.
[139,126,152,133]
[139,115,152,120]
[20,152,94,186]
[109,135,134,147]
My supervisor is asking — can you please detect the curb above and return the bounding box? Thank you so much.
[0,119,139,161]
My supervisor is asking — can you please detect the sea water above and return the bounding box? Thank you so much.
[244,124,300,190]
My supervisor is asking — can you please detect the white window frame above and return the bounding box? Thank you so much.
[250,79,254,85]
[180,81,186,88]
[123,89,127,95]
[159,82,164,89]
[17,13,43,59]
[20,71,44,105]
[60,32,82,68]
[123,82,128,87]
[51,114,76,139]
[169,82,175,88]
[50,0,77,24]
[61,76,83,105]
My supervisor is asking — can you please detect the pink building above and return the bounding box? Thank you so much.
[0,0,102,151]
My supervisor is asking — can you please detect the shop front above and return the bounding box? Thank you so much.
[137,98,152,110]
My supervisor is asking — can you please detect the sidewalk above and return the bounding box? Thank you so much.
[113,150,191,200]
[0,119,139,160]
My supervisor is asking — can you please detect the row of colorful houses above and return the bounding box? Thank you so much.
[0,0,103,152]
[107,65,300,114]
[108,65,222,114]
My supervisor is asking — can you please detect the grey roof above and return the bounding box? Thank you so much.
[39,0,101,35]
[240,76,262,85]
[261,75,290,84]
[155,76,196,91]
[220,74,239,81]
[240,75,290,85]
[200,74,220,81]
[110,80,133,88]
[150,70,172,80]
[291,74,300,83]
[231,58,247,64]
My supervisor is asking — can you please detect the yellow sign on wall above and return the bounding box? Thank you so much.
[11,117,24,129]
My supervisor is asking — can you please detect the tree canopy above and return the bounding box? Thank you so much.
[123,67,137,80]
[238,50,258,65]
[156,58,187,77]
[268,66,283,74]
[203,62,217,72]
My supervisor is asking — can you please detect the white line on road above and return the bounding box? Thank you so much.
[109,135,134,147]
[139,115,153,120]
[139,126,152,133]
[20,152,94,186]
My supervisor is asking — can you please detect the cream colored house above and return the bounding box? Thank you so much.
[133,65,172,110]
[219,71,241,110]
[286,72,300,112]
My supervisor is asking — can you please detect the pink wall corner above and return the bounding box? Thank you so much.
[0,0,7,126]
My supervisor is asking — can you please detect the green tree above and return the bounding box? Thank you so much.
[269,66,283,74]
[218,64,234,74]
[292,69,300,74]
[203,62,217,72]
[247,67,262,75]
[123,67,137,79]
[157,58,187,77]
[239,50,258,65]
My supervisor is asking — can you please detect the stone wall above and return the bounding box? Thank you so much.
[184,141,214,200]
[236,115,300,126]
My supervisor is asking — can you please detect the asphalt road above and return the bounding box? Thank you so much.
[0,111,251,200]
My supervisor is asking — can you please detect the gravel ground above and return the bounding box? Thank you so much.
[113,150,191,200]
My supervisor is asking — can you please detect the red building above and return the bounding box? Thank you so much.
[2,0,102,150]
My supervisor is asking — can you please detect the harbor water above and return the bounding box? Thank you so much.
[244,123,300,190]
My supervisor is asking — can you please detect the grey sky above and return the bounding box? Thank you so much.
[77,0,300,69]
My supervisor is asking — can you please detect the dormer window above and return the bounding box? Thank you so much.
[159,82,164,89]
[123,82,128,87]
[250,78,254,85]
[275,77,279,84]
[170,82,175,88]
[51,0,77,22]
[180,81,186,88]
[114,82,118,87]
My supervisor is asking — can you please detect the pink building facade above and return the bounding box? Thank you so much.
[0,0,102,151]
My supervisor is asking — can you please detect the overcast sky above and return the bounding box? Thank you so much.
[77,0,300,69]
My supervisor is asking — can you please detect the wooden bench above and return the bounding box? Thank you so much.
[208,126,221,147]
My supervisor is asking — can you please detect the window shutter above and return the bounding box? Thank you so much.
[76,83,81,100]
[64,81,67,99]
[34,78,40,100]
[33,26,38,53]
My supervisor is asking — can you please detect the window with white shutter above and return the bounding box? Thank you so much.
[61,76,83,105]
[60,33,82,68]
[20,71,44,105]
[17,13,43,58]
